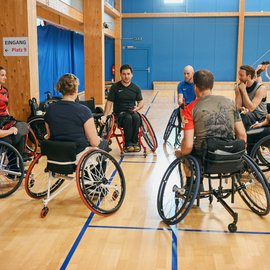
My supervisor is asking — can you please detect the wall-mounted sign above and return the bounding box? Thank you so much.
[3,37,29,56]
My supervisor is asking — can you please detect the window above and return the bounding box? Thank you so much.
[164,0,184,3]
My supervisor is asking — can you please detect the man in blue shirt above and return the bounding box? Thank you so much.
[177,65,196,106]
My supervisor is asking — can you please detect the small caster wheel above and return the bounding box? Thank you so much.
[209,195,213,204]
[40,207,49,218]
[144,152,147,158]
[120,153,124,158]
[228,223,237,233]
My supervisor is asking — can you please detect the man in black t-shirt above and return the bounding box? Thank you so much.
[102,64,144,152]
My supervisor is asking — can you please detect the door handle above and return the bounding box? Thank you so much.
[146,67,150,73]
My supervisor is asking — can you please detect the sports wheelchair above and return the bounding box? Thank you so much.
[248,128,270,187]
[28,95,104,146]
[99,113,158,157]
[157,138,270,233]
[24,140,126,218]
[0,127,38,198]
[163,107,182,147]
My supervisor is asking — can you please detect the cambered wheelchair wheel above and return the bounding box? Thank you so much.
[163,108,180,142]
[25,127,39,154]
[76,149,126,215]
[99,114,114,142]
[250,135,270,177]
[0,141,24,198]
[235,155,270,216]
[141,114,158,152]
[25,153,65,199]
[157,155,201,225]
[28,117,47,144]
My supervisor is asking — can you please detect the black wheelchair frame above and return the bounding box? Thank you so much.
[157,151,270,233]
[163,107,182,147]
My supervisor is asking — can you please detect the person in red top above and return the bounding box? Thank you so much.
[175,69,246,189]
[176,69,246,158]
[0,66,28,156]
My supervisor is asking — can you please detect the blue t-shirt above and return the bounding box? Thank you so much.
[177,81,196,105]
[44,100,93,152]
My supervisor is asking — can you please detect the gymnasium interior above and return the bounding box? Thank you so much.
[1,1,270,269]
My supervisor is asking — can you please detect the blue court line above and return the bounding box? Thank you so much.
[60,157,124,270]
[122,160,157,164]
[171,225,178,270]
[88,224,171,231]
[145,91,159,116]
[177,228,270,235]
[87,224,270,236]
[60,212,95,270]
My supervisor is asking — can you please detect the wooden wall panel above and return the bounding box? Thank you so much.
[236,0,245,80]
[0,0,39,121]
[84,0,104,103]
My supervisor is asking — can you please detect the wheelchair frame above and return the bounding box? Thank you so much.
[163,107,182,148]
[100,113,158,158]
[25,144,126,218]
[157,154,270,233]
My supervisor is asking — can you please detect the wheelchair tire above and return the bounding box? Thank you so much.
[250,135,270,173]
[157,155,201,225]
[141,114,158,152]
[25,127,39,154]
[25,154,65,199]
[235,155,270,216]
[163,108,179,142]
[0,141,24,198]
[99,114,115,141]
[76,149,126,215]
[28,117,47,144]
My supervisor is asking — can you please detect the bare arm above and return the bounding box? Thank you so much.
[251,114,270,128]
[234,84,243,110]
[175,129,194,157]
[133,100,144,112]
[0,127,18,138]
[265,67,270,80]
[84,118,100,147]
[239,84,267,112]
[255,64,262,74]
[178,93,184,106]
[103,100,113,117]
[234,121,247,142]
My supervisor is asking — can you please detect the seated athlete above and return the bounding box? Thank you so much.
[235,65,267,130]
[44,73,108,157]
[101,64,144,152]
[0,66,29,165]
[177,65,196,107]
[175,69,246,188]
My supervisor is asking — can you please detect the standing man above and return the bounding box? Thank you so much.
[177,65,196,107]
[235,65,267,129]
[101,64,144,152]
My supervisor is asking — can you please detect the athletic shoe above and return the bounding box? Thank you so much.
[133,143,140,152]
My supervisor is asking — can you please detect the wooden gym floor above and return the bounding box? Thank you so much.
[1,89,270,270]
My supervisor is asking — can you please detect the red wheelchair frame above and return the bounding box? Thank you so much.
[100,113,158,157]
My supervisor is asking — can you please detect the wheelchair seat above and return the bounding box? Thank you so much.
[202,137,245,174]
[40,140,77,175]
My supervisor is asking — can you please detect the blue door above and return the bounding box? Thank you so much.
[122,47,151,89]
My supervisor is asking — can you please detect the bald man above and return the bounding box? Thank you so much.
[177,65,196,106]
